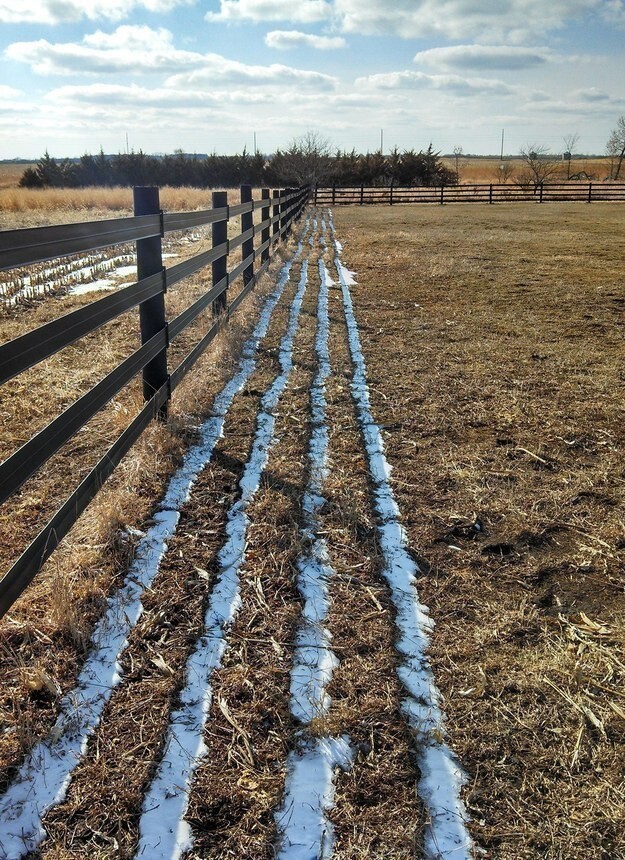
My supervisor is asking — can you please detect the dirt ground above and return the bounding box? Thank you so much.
[332,202,625,858]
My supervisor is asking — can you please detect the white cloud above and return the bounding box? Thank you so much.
[414,45,553,71]
[5,25,339,88]
[47,82,219,107]
[0,84,21,98]
[0,0,192,25]
[204,0,610,42]
[357,70,518,98]
[337,0,605,41]
[570,87,611,102]
[206,0,332,24]
[5,26,205,75]
[166,56,337,90]
[265,29,346,50]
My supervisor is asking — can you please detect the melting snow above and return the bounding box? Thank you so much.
[331,219,473,860]
[136,258,311,859]
[0,223,310,860]
[276,258,354,859]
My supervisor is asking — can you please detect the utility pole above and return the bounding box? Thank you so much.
[253,131,257,154]
[380,128,384,154]
[500,128,505,162]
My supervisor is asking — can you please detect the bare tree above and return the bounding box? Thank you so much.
[518,144,560,188]
[562,132,579,180]
[494,160,515,184]
[606,116,625,180]
[270,130,334,186]
[452,145,463,184]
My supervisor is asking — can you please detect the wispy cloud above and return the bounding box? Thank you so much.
[204,0,612,42]
[356,70,519,98]
[5,26,204,75]
[414,45,553,72]
[265,30,346,50]
[206,0,332,25]
[0,0,193,25]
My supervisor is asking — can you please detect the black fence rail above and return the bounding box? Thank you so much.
[314,182,625,206]
[0,184,309,618]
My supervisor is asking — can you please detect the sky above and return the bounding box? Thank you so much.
[0,0,623,160]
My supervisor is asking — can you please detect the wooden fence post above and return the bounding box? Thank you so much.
[360,184,364,205]
[261,188,270,263]
[389,184,393,206]
[134,186,168,420]
[588,182,593,204]
[539,182,544,203]
[280,188,288,236]
[212,190,228,315]
[440,185,444,205]
[240,184,254,287]
[489,184,493,204]
[272,189,280,244]
[332,184,336,206]
[314,185,318,205]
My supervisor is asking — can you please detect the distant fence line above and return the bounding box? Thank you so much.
[314,182,625,206]
[0,184,309,618]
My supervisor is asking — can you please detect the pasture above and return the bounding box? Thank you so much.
[332,202,625,857]
[0,199,624,858]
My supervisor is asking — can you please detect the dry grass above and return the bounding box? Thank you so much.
[332,202,625,859]
[0,208,299,793]
[0,187,251,229]
[441,156,615,185]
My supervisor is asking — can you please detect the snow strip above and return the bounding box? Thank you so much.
[136,259,310,859]
[277,737,353,860]
[275,260,353,859]
[0,223,310,860]
[290,259,336,724]
[332,229,473,860]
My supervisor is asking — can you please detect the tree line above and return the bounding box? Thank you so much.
[19,142,456,190]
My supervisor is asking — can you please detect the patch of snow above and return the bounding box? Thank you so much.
[275,737,353,860]
[333,234,473,860]
[0,220,311,860]
[276,259,353,858]
[136,257,311,859]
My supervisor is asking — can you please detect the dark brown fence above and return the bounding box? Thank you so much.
[314,182,625,206]
[0,184,309,618]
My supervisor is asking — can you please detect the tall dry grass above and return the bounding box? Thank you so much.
[0,186,257,229]
[442,155,614,184]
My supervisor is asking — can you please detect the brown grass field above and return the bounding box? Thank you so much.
[0,196,624,858]
[332,202,625,858]
[441,156,614,184]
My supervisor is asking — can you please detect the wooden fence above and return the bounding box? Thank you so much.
[0,184,309,618]
[314,182,625,206]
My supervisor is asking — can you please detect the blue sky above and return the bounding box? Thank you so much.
[0,0,623,160]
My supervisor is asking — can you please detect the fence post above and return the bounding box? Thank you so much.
[314,185,318,205]
[440,185,444,205]
[332,183,336,206]
[272,189,280,244]
[588,182,593,204]
[489,184,493,204]
[240,184,254,288]
[261,188,270,263]
[360,184,364,206]
[280,188,288,237]
[389,183,393,206]
[134,186,168,420]
[539,182,544,203]
[212,190,228,315]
